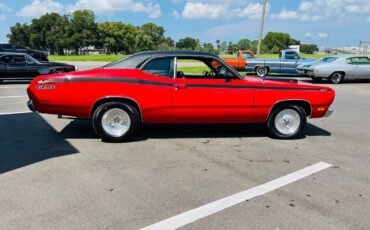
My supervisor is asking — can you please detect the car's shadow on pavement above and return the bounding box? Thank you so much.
[0,113,78,174]
[59,119,331,142]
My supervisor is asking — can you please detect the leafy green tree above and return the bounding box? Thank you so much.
[98,22,138,54]
[300,44,319,54]
[7,23,31,47]
[176,37,199,50]
[250,40,268,54]
[66,10,98,54]
[237,39,251,50]
[227,42,238,54]
[28,13,69,54]
[140,23,166,49]
[263,32,291,53]
[157,37,175,50]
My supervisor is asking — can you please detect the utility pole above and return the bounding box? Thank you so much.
[257,0,268,57]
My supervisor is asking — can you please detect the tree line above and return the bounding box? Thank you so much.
[7,10,318,55]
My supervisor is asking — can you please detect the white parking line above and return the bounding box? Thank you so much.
[0,96,27,99]
[0,86,28,89]
[0,111,32,115]
[141,162,332,230]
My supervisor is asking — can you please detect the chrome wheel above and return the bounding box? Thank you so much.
[101,108,131,137]
[274,109,301,135]
[256,67,267,77]
[330,72,343,84]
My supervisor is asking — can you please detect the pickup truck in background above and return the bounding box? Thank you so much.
[223,50,255,71]
[246,49,316,77]
[0,44,49,61]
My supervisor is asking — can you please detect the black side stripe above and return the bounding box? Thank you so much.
[66,77,322,91]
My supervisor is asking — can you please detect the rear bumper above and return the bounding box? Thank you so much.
[324,106,334,117]
[27,100,35,112]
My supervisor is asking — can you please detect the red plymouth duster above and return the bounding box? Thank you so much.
[27,51,335,141]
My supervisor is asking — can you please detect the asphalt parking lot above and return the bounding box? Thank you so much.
[1,62,370,230]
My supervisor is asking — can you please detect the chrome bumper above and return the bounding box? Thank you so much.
[27,100,35,112]
[325,106,334,117]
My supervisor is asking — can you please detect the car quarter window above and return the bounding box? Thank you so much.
[175,57,238,80]
[351,57,370,64]
[346,58,353,64]
[142,57,174,78]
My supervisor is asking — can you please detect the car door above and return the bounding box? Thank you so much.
[0,59,6,79]
[5,55,32,79]
[352,57,370,79]
[140,56,175,123]
[281,51,299,74]
[172,57,254,123]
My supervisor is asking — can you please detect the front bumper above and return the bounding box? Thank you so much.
[27,100,35,112]
[324,106,334,117]
[297,68,314,76]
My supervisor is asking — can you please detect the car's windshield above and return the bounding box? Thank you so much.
[25,55,39,64]
[319,57,338,63]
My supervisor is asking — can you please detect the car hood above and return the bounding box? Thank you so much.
[38,61,73,67]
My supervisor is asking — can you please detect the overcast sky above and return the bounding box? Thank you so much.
[0,0,369,47]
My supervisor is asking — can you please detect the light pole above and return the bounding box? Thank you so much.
[257,0,268,57]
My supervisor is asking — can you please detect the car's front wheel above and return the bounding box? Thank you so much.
[267,105,307,139]
[329,72,344,84]
[92,102,140,142]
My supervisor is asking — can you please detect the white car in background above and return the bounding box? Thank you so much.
[297,56,370,84]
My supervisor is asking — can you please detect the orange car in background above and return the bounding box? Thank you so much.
[223,50,255,71]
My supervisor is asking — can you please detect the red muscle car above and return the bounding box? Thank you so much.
[27,51,335,141]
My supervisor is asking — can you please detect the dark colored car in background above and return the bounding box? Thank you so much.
[0,43,49,61]
[0,52,75,81]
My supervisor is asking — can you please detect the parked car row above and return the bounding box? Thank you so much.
[241,49,370,84]
[0,52,76,81]
[0,43,49,61]
[297,56,370,84]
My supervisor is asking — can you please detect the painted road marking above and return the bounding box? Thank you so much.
[0,86,28,89]
[141,162,332,230]
[0,96,27,99]
[0,111,32,115]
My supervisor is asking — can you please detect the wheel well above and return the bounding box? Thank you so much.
[330,71,345,78]
[269,100,311,118]
[90,97,142,120]
[255,65,270,72]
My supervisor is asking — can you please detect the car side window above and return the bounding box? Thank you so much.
[10,55,26,65]
[285,52,298,60]
[2,55,12,64]
[142,57,174,78]
[242,53,252,59]
[176,58,238,80]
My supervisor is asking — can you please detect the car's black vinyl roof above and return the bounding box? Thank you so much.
[132,50,219,58]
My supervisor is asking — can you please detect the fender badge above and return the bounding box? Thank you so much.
[36,85,56,90]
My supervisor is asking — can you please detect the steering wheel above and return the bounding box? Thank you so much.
[177,71,185,78]
[203,70,216,78]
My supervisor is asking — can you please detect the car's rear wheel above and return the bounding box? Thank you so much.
[267,105,307,139]
[329,72,344,84]
[92,102,140,142]
[256,66,268,77]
